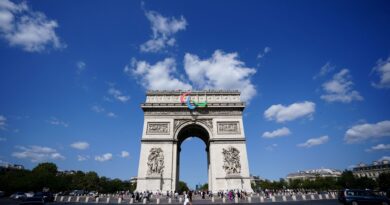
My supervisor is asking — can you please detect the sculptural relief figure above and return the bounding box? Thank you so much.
[147,123,169,134]
[222,146,241,175]
[147,147,164,175]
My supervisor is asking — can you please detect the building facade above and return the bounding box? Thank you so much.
[352,160,390,179]
[135,90,253,193]
[286,168,342,181]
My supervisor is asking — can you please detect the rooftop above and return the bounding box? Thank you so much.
[146,90,241,95]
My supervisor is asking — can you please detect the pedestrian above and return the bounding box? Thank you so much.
[183,192,190,205]
[189,190,193,202]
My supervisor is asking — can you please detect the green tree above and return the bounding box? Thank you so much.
[288,179,303,189]
[32,163,58,174]
[71,171,86,190]
[177,181,189,194]
[199,183,208,190]
[337,170,356,188]
[355,177,377,189]
[84,171,100,191]
[378,172,390,191]
[31,162,59,191]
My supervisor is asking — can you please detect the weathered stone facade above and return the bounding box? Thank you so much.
[135,90,253,193]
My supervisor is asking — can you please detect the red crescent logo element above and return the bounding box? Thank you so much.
[180,91,191,103]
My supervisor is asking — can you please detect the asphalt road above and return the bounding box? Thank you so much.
[0,198,341,205]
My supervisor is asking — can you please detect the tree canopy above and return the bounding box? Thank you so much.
[0,162,135,195]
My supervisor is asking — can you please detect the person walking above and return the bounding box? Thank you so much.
[183,192,190,205]
[189,190,193,202]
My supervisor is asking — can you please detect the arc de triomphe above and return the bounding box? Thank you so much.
[135,90,253,193]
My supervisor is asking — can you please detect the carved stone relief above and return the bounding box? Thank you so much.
[217,121,240,134]
[147,147,164,175]
[173,119,213,132]
[222,146,241,175]
[147,122,170,134]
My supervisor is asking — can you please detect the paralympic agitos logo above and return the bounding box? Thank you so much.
[180,92,208,110]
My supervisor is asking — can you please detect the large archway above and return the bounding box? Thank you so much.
[176,123,210,191]
[135,90,253,193]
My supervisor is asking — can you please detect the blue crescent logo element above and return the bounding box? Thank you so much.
[186,95,196,110]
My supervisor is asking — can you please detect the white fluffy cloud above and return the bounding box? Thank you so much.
[264,101,315,123]
[108,87,130,103]
[262,127,291,138]
[91,105,117,118]
[0,0,65,52]
[125,57,192,90]
[0,115,6,129]
[265,144,278,151]
[12,145,65,162]
[320,69,363,103]
[47,117,68,127]
[126,50,257,102]
[366,144,390,152]
[298,136,329,148]
[91,105,105,113]
[184,50,257,102]
[107,112,117,118]
[313,62,335,79]
[379,156,390,161]
[70,141,89,150]
[120,151,129,158]
[372,56,390,88]
[95,153,113,162]
[77,155,89,161]
[345,120,390,143]
[140,10,187,52]
[257,46,271,59]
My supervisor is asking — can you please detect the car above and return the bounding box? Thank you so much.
[10,192,26,200]
[69,190,85,196]
[33,192,54,203]
[338,189,390,205]
[25,192,34,198]
[88,191,99,198]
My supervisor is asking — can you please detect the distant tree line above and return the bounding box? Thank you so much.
[0,162,136,195]
[251,170,390,192]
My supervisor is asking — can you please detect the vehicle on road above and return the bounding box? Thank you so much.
[88,191,99,198]
[25,192,34,198]
[69,190,85,196]
[338,189,390,205]
[33,192,54,203]
[10,192,26,200]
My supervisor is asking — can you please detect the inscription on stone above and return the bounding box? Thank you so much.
[147,122,170,134]
[217,121,240,134]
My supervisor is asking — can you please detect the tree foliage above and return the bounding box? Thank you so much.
[0,162,135,195]
[177,181,189,194]
[251,170,385,191]
[199,183,208,190]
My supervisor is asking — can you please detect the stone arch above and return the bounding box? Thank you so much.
[174,121,212,191]
[135,90,253,193]
[174,121,212,146]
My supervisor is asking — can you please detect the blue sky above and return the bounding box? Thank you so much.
[1,0,390,189]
